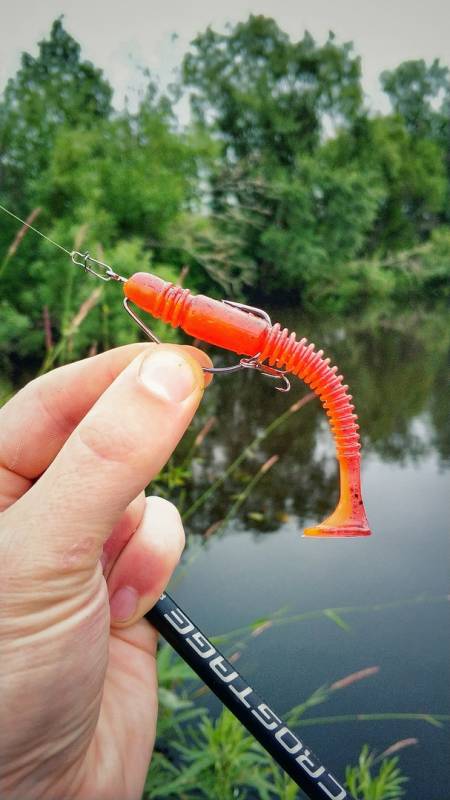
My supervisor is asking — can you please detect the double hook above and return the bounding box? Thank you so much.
[123,297,291,393]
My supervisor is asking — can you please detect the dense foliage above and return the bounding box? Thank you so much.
[0,16,448,375]
[183,17,449,297]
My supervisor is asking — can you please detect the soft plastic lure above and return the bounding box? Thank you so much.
[0,203,371,538]
[123,272,371,538]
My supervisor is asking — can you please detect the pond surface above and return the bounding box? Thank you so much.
[165,304,449,798]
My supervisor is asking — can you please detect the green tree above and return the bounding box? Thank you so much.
[0,20,252,368]
[258,156,381,294]
[381,59,450,226]
[183,15,363,166]
[381,58,449,142]
[0,95,205,363]
[1,15,449,358]
[182,16,378,296]
[0,18,112,203]
[326,114,447,250]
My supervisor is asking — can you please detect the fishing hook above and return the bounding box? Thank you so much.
[123,296,290,392]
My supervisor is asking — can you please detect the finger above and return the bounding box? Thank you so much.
[12,345,207,573]
[0,343,212,510]
[108,496,185,627]
[101,492,146,579]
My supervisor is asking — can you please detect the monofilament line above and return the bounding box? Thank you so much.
[0,203,72,257]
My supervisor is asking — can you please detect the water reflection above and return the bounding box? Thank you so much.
[166,305,449,536]
[169,304,449,798]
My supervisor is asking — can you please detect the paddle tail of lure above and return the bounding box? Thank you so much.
[124,273,371,537]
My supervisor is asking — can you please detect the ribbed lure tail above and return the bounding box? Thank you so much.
[258,325,370,537]
[124,273,371,538]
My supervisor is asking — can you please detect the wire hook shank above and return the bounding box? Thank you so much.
[122,296,290,392]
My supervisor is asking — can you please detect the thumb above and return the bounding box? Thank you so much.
[15,345,209,576]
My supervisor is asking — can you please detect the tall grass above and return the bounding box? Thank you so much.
[40,285,103,372]
[0,206,41,277]
[146,613,448,799]
[182,393,315,523]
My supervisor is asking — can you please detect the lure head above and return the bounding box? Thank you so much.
[124,272,269,355]
[124,272,168,318]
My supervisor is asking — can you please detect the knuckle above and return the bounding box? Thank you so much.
[77,419,136,467]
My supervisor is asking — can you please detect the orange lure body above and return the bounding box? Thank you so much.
[124,272,371,538]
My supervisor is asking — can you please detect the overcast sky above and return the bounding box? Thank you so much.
[0,0,449,118]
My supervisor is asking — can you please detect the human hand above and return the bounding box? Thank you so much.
[0,343,212,800]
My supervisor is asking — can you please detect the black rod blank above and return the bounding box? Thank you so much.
[147,592,353,800]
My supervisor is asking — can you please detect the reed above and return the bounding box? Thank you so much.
[0,207,42,276]
[203,453,280,539]
[147,634,445,799]
[40,286,103,373]
[182,392,315,522]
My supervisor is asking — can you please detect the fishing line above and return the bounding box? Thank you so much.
[0,202,72,257]
[0,202,122,282]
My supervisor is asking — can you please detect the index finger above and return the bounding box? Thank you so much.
[0,343,212,509]
[11,345,208,575]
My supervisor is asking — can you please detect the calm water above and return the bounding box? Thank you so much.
[166,304,449,799]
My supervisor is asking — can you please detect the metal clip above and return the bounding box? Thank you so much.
[71,251,125,283]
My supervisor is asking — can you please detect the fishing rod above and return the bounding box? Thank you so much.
[1,202,369,798]
[147,593,349,799]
